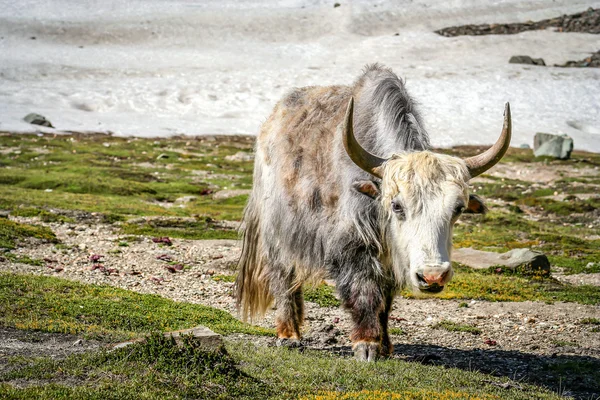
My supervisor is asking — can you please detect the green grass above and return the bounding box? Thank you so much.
[212,274,236,283]
[304,284,341,308]
[388,328,405,336]
[433,320,482,335]
[0,335,564,400]
[0,272,273,342]
[0,219,57,250]
[580,318,600,325]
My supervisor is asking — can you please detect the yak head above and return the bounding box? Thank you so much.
[343,98,511,293]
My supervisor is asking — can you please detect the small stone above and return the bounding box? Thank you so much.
[509,55,546,66]
[165,325,223,351]
[23,113,54,128]
[73,339,83,346]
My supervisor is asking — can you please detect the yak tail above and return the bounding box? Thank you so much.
[235,198,273,322]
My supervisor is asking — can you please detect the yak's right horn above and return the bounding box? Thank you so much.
[342,97,386,179]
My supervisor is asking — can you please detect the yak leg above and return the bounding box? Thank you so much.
[379,289,394,357]
[270,268,304,346]
[339,279,385,362]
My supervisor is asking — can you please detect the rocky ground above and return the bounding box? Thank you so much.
[436,7,600,68]
[0,134,599,398]
[436,7,600,37]
[2,214,599,397]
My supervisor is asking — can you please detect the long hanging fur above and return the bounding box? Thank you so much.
[235,195,273,322]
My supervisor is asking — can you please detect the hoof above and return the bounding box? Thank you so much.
[353,341,380,362]
[276,338,303,348]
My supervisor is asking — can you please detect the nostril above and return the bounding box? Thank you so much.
[416,272,428,285]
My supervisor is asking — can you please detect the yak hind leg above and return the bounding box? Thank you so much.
[269,267,305,347]
[275,287,304,347]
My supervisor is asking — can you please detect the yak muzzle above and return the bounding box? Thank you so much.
[416,263,453,293]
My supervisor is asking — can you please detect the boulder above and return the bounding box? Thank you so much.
[23,113,53,128]
[452,247,551,275]
[509,55,546,66]
[533,132,573,159]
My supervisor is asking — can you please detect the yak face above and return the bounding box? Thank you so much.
[355,152,487,293]
[381,153,484,292]
[343,97,510,293]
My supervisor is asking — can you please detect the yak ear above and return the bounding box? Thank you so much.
[353,180,380,199]
[465,194,488,214]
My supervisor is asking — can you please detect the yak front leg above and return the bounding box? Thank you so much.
[340,279,385,362]
[379,289,395,357]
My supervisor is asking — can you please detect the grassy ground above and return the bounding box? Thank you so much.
[1,134,599,398]
[0,272,272,342]
[0,133,253,239]
[0,274,563,400]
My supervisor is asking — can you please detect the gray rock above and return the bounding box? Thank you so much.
[111,325,222,352]
[165,325,223,350]
[453,247,551,275]
[509,55,546,66]
[23,113,53,128]
[533,132,573,159]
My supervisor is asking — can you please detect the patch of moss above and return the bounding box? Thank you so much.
[433,320,482,335]
[388,328,405,336]
[304,284,340,308]
[580,318,600,325]
[0,219,58,250]
[4,253,45,266]
[212,274,236,283]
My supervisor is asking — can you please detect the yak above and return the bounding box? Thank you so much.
[236,64,511,361]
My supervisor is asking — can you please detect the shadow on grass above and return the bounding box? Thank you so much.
[315,343,599,400]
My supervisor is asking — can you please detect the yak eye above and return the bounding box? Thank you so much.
[454,205,465,216]
[391,200,404,217]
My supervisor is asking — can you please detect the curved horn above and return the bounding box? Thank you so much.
[342,97,386,179]
[464,103,512,179]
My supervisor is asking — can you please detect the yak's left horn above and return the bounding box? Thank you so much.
[342,97,386,179]
[464,103,512,178]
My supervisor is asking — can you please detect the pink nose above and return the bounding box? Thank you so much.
[422,271,449,286]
